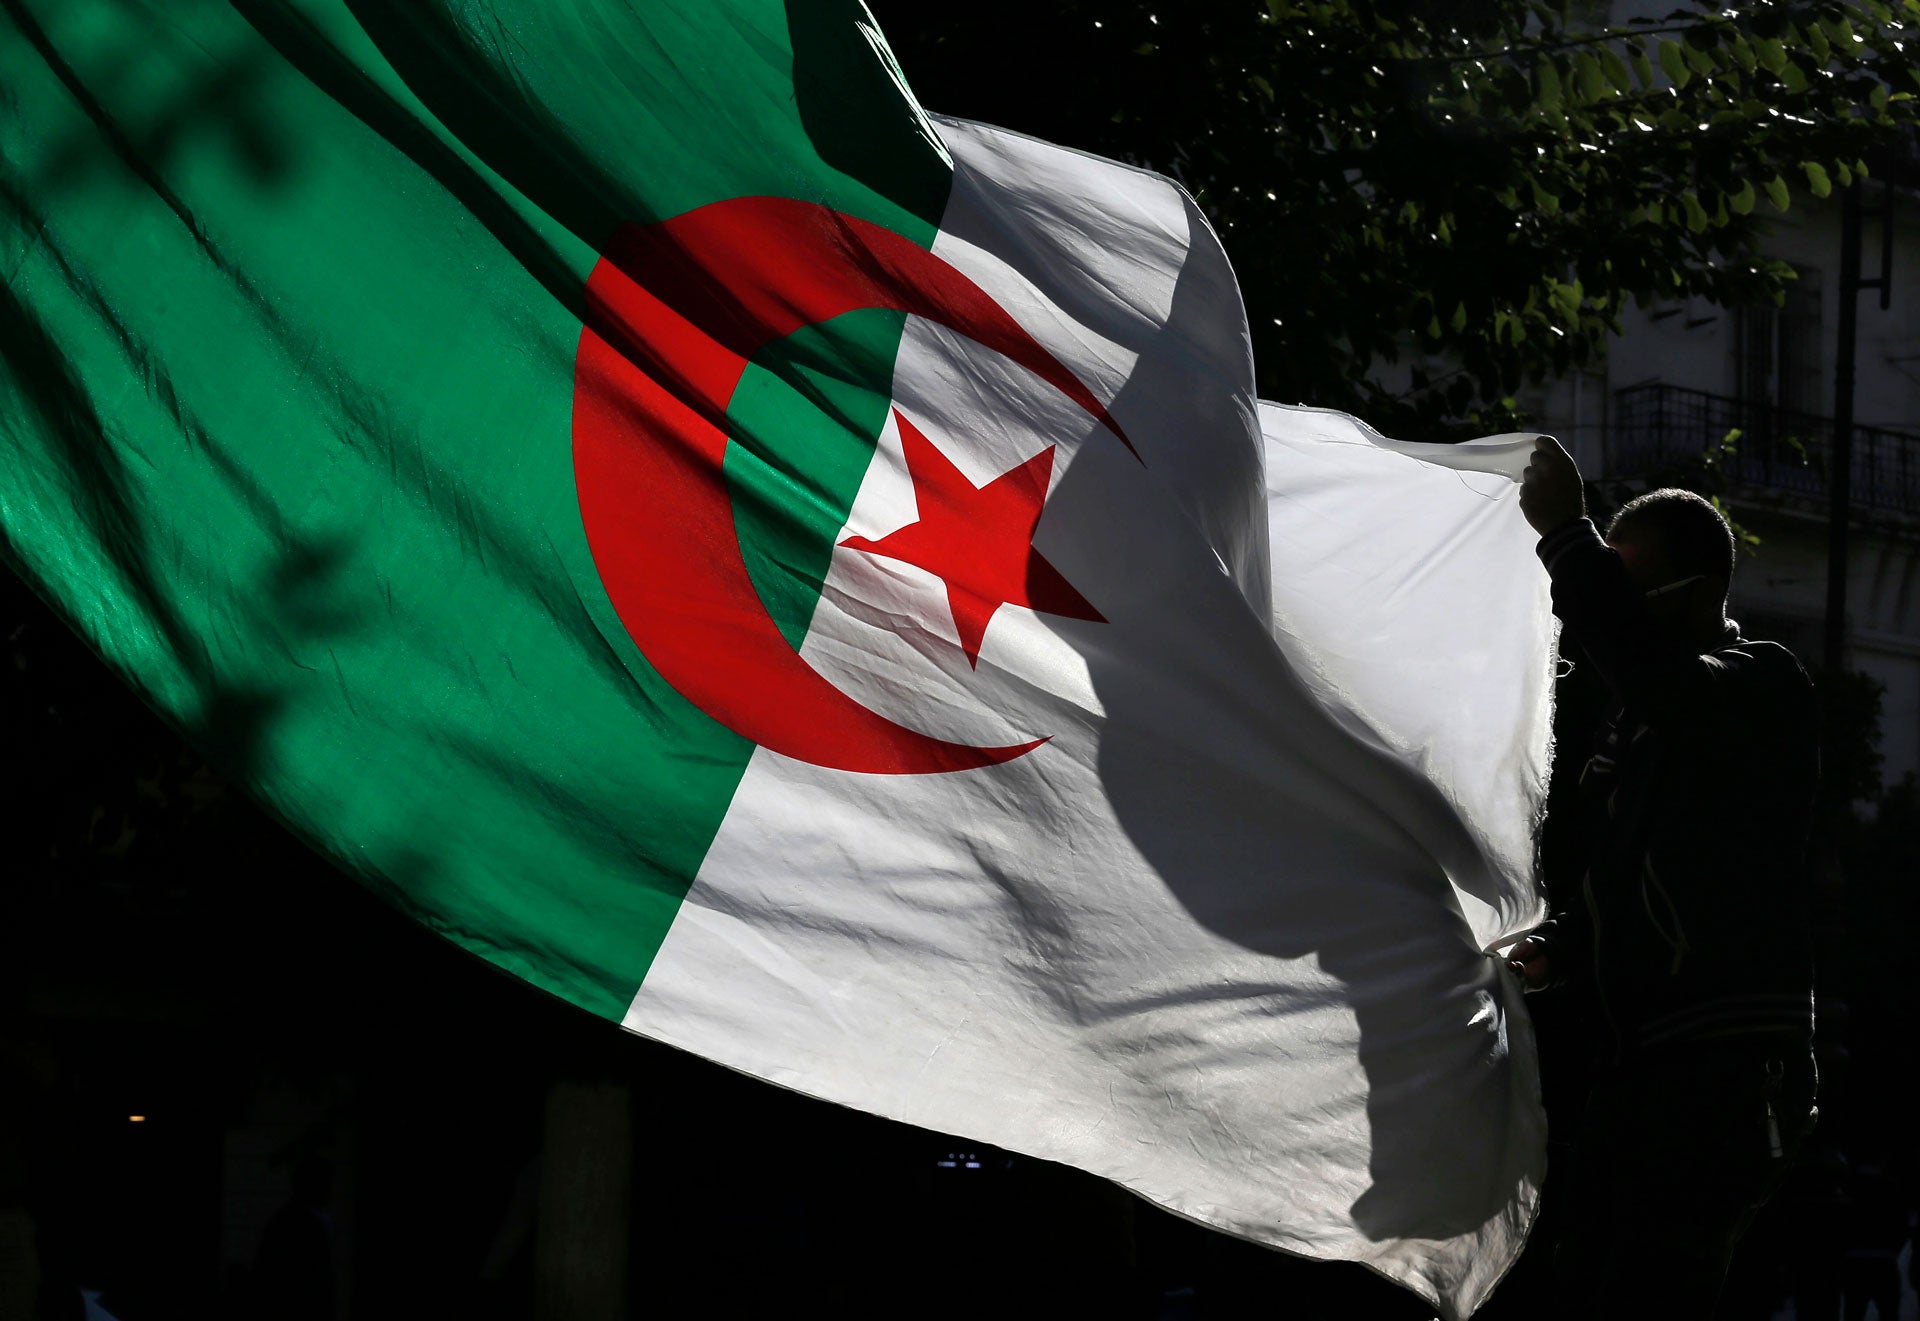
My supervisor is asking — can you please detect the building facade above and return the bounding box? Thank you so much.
[1523,165,1920,790]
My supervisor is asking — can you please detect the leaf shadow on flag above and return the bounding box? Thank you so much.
[1028,194,1528,1249]
[0,276,289,786]
[231,0,596,321]
[4,0,296,204]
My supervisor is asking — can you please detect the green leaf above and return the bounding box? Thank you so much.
[1728,37,1757,74]
[1682,192,1709,232]
[1759,38,1788,75]
[1658,39,1691,88]
[1450,301,1468,333]
[1630,44,1656,88]
[1535,55,1563,108]
[1548,279,1582,324]
[1730,178,1756,214]
[1802,160,1832,198]
[1576,51,1606,102]
[1601,48,1633,94]
[1836,161,1854,187]
[1647,199,1666,225]
[1531,177,1562,214]
[1872,82,1890,111]
[1807,23,1832,62]
[1427,314,1443,338]
[1764,174,1791,211]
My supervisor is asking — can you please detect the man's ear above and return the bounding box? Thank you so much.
[1700,574,1731,619]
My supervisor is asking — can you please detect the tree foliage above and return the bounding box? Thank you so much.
[874,0,1920,436]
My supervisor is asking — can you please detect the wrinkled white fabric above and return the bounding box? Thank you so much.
[628,118,1552,1319]
[1262,408,1556,950]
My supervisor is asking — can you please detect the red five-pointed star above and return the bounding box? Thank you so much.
[839,409,1104,668]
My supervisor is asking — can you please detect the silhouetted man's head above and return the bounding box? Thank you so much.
[1605,488,1734,644]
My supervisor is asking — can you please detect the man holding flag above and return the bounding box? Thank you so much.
[1512,438,1821,1317]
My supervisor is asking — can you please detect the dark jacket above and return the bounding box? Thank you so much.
[1532,518,1819,1060]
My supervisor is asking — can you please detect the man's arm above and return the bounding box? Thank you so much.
[1519,438,1766,722]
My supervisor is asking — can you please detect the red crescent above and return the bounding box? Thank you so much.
[573,196,1132,775]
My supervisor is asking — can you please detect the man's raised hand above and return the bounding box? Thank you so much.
[1518,435,1585,538]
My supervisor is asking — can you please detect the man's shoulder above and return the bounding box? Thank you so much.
[1712,633,1808,673]
[1707,635,1818,720]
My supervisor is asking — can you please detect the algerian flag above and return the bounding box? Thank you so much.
[0,2,1553,1314]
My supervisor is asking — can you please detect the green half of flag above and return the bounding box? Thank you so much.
[0,0,953,1017]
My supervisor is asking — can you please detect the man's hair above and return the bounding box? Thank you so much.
[1607,488,1735,584]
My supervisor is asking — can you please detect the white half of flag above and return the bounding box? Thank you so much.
[626,115,1553,1319]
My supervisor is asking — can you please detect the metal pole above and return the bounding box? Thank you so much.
[1824,183,1862,673]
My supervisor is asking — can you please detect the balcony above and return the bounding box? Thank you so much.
[1607,383,1920,520]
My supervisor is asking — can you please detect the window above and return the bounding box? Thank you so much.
[1734,266,1824,417]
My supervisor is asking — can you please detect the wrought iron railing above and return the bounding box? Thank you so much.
[1608,383,1920,519]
